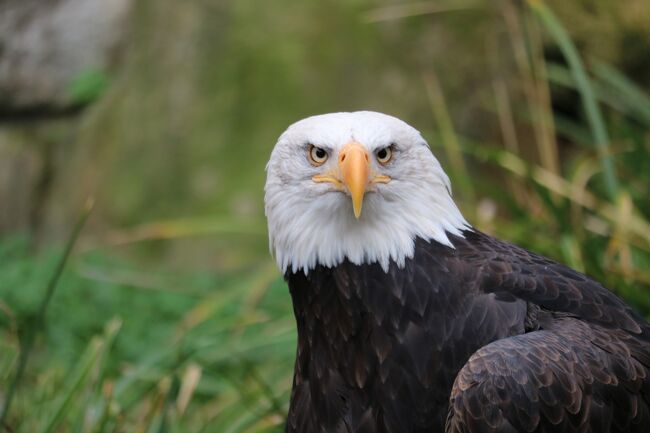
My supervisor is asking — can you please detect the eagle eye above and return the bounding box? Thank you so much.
[308,145,329,166]
[375,146,393,165]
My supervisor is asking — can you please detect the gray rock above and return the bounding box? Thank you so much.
[0,0,132,113]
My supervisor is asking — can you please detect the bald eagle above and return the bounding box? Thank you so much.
[264,111,650,433]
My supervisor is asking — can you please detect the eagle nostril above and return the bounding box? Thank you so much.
[340,154,346,162]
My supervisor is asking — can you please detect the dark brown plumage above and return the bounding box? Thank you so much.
[284,230,650,433]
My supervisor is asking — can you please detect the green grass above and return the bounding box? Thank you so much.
[1,1,650,432]
[0,235,293,432]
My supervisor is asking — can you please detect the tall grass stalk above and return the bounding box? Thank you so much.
[527,0,619,201]
[502,1,559,177]
[526,10,560,176]
[423,71,475,207]
[0,199,94,426]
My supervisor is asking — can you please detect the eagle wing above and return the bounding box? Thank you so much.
[468,231,648,335]
[446,231,650,432]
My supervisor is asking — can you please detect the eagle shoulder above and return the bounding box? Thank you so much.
[455,230,650,340]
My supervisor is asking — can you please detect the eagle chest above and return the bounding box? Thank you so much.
[285,256,519,433]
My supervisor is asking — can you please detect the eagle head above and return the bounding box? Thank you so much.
[264,111,468,274]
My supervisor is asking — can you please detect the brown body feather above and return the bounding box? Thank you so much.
[284,230,650,433]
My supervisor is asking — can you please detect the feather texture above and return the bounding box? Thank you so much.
[284,230,650,433]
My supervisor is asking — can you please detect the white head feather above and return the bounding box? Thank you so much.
[264,111,470,274]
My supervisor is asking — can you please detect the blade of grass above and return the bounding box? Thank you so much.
[423,72,475,207]
[526,10,560,176]
[244,360,285,419]
[545,62,650,127]
[560,235,585,272]
[492,75,535,207]
[176,363,202,416]
[40,318,121,433]
[567,157,600,240]
[527,0,619,201]
[362,0,477,23]
[501,1,559,179]
[492,77,520,155]
[0,199,94,425]
[80,318,123,433]
[92,381,115,433]
[591,60,650,126]
[84,216,266,252]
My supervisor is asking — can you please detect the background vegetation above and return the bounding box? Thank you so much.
[1,0,649,431]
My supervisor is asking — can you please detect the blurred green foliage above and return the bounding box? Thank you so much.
[67,69,110,106]
[1,0,650,432]
[0,235,294,432]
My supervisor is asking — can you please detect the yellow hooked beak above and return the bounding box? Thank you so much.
[339,142,369,218]
[312,142,390,219]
